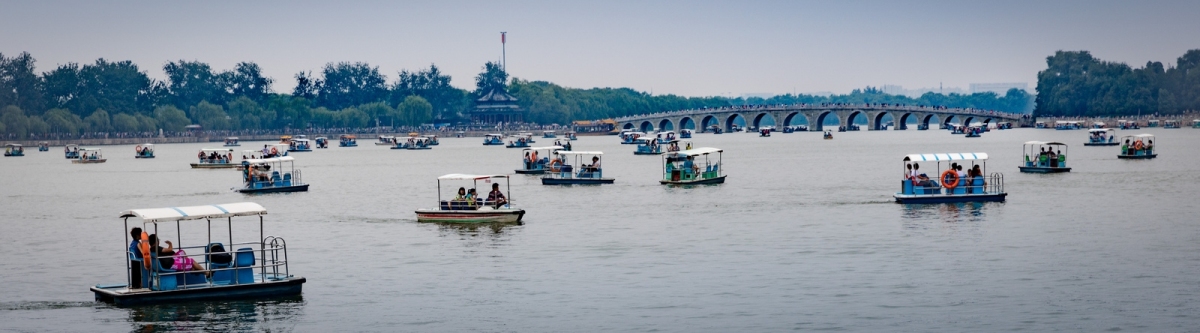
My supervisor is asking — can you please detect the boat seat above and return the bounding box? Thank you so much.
[235,248,255,284]
[902,180,914,195]
[149,257,177,291]
[271,171,281,184]
[129,251,149,289]
[282,173,292,187]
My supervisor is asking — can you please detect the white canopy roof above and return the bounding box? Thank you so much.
[437,173,509,180]
[243,156,295,164]
[486,133,503,137]
[674,147,723,156]
[1124,134,1155,138]
[5,143,21,147]
[293,138,310,142]
[379,135,395,138]
[120,202,267,223]
[559,151,603,155]
[79,147,102,151]
[141,143,155,146]
[524,146,564,150]
[201,148,233,152]
[226,137,239,139]
[1089,128,1115,133]
[903,152,989,161]
[1023,141,1066,146]
[543,130,555,133]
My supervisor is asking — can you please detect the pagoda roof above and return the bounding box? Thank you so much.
[477,89,519,103]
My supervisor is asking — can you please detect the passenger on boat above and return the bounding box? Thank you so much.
[683,156,697,176]
[467,189,479,208]
[564,141,572,150]
[524,152,532,169]
[148,234,205,273]
[968,165,983,193]
[910,163,921,180]
[956,164,967,182]
[208,243,232,266]
[585,156,601,172]
[454,187,468,201]
[129,227,144,289]
[487,183,507,208]
[530,151,538,167]
[905,164,913,180]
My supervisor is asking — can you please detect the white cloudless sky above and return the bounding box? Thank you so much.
[1,0,1197,97]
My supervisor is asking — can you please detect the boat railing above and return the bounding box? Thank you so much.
[144,238,291,289]
[986,173,1004,194]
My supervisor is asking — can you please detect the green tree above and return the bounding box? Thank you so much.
[396,95,433,126]
[474,61,508,96]
[164,60,224,108]
[356,101,393,124]
[42,108,84,134]
[394,64,467,120]
[223,62,273,104]
[313,62,388,110]
[111,113,140,132]
[42,59,154,117]
[335,107,370,128]
[0,52,45,113]
[26,116,49,136]
[189,101,230,130]
[1,106,29,138]
[153,105,190,132]
[84,109,111,132]
[136,114,158,133]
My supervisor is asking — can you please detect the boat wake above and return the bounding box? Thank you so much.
[1,301,96,311]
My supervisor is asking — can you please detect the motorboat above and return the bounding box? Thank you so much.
[515,146,565,174]
[483,134,505,146]
[4,143,24,157]
[224,137,240,147]
[660,147,725,185]
[73,147,107,164]
[541,151,614,185]
[134,144,155,159]
[339,135,358,147]
[1019,141,1071,173]
[190,148,237,169]
[415,174,524,223]
[238,156,309,193]
[1084,128,1117,146]
[90,202,304,306]
[314,137,329,149]
[1118,134,1157,159]
[894,153,1007,204]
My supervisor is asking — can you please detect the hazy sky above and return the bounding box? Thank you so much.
[2,0,1198,97]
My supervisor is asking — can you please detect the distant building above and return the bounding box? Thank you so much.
[470,89,524,124]
[969,83,1028,95]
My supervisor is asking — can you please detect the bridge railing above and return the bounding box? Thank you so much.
[614,103,1025,122]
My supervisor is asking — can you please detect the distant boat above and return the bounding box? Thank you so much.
[541,151,614,185]
[660,147,726,185]
[238,156,309,193]
[1117,134,1157,159]
[415,174,525,223]
[1019,141,1071,173]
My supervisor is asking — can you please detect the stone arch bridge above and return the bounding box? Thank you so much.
[614,104,1029,133]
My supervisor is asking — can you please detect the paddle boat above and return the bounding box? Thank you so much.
[73,147,107,164]
[965,126,983,138]
[917,123,930,130]
[455,131,465,138]
[90,202,305,307]
[38,141,49,151]
[781,126,794,134]
[837,126,847,132]
[376,135,396,146]
[1035,121,1047,129]
[760,128,771,137]
[552,139,573,151]
[519,132,536,144]
[4,143,24,157]
[1118,134,1157,159]
[407,137,434,150]
[541,151,614,185]
[661,147,726,185]
[894,153,1006,204]
[262,144,289,158]
[483,134,505,146]
[288,138,312,152]
[996,122,1013,130]
[314,137,328,149]
[505,136,532,149]
[239,156,309,193]
[64,144,80,159]
[1019,142,1071,173]
[656,132,677,143]
[415,174,525,223]
[224,137,240,147]
[1055,120,1083,130]
[134,144,155,158]
[950,125,967,135]
[634,136,665,155]
[1117,120,1138,130]
[708,125,723,134]
[1085,128,1117,146]
[425,135,439,146]
[620,131,645,144]
[846,124,860,131]
[1164,119,1181,129]
[339,135,358,147]
[824,131,833,140]
[1147,120,1160,128]
[516,146,565,174]
[1091,121,1106,129]
[679,129,693,137]
[1193,119,1200,128]
[565,131,578,140]
[543,130,557,139]
[191,148,237,169]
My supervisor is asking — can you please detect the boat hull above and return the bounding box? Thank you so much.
[483,142,504,146]
[1117,154,1157,159]
[190,163,239,169]
[91,276,305,307]
[415,209,525,223]
[541,178,615,185]
[224,144,240,147]
[135,155,155,159]
[72,159,107,164]
[633,151,661,155]
[894,192,1007,204]
[238,184,309,194]
[339,144,358,147]
[3,153,23,157]
[660,176,726,185]
[515,169,546,174]
[288,149,311,152]
[375,142,392,146]
[1083,142,1118,146]
[1019,166,1071,173]
[505,145,530,149]
[407,147,432,150]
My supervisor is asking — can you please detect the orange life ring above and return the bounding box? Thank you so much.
[941,170,959,189]
[270,147,278,155]
[135,145,142,152]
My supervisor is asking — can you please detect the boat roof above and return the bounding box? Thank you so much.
[120,202,266,223]
[486,133,503,136]
[341,134,357,138]
[79,147,102,151]
[280,135,292,138]
[315,136,327,139]
[141,143,155,147]
[903,152,988,161]
[558,151,603,155]
[524,146,564,150]
[437,174,509,180]
[293,138,310,142]
[1124,133,1155,138]
[66,144,78,147]
[226,137,239,139]
[5,143,21,147]
[242,149,260,153]
[379,135,395,138]
[201,148,234,152]
[1089,128,1115,133]
[1023,141,1067,146]
[674,147,723,156]
[543,130,555,133]
[244,156,295,164]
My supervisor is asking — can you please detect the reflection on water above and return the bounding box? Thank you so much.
[126,296,304,332]
[900,202,995,223]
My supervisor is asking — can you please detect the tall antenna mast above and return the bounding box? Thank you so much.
[501,32,507,72]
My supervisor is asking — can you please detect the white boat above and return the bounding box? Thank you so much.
[515,146,566,174]
[1019,141,1071,173]
[415,174,525,223]
[1118,134,1157,159]
[72,147,106,164]
[376,135,395,146]
[190,148,237,169]
[1084,128,1117,146]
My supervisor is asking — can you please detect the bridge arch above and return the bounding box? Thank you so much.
[782,112,808,127]
[658,119,674,131]
[847,111,866,131]
[725,113,746,132]
[700,115,718,132]
[962,116,975,127]
[622,122,635,130]
[814,111,836,131]
[922,114,939,129]
[872,112,891,131]
[752,112,776,129]
[679,117,696,130]
[942,115,957,128]
[896,112,915,130]
[639,121,654,133]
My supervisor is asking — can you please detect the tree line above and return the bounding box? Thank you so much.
[1035,49,1200,117]
[1,51,1035,139]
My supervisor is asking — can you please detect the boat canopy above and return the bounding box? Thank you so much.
[201,148,233,152]
[226,137,239,140]
[120,202,267,223]
[244,156,295,164]
[379,135,395,138]
[79,147,102,152]
[674,147,723,156]
[66,144,78,147]
[486,134,503,137]
[543,130,555,133]
[524,146,564,151]
[437,174,509,180]
[293,138,310,142]
[1023,141,1066,146]
[558,151,603,155]
[903,152,989,162]
[1089,128,1115,133]
[341,134,357,138]
[1127,134,1155,138]
[5,143,21,147]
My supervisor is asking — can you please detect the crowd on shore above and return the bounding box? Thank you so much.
[613,103,1031,122]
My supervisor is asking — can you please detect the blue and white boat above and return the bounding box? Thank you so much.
[90,202,304,307]
[288,138,312,152]
[134,144,155,159]
[1091,121,1106,129]
[72,148,106,164]
[519,132,536,144]
[38,141,49,152]
[1118,134,1157,159]
[1193,119,1200,128]
[376,135,396,146]
[1163,119,1181,129]
[950,125,967,135]
[239,156,309,193]
[565,131,578,140]
[339,135,358,147]
[1035,121,1047,129]
[917,123,929,130]
[661,147,726,185]
[1085,128,1117,146]
[515,146,565,174]
[1019,141,1071,173]
[4,143,24,157]
[314,137,329,149]
[634,136,664,155]
[780,127,794,134]
[1055,120,1083,130]
[1147,120,1160,128]
[483,134,505,146]
[680,129,693,138]
[656,132,677,144]
[415,174,525,223]
[224,137,240,147]
[191,148,237,169]
[996,122,1013,130]
[541,151,614,185]
[894,153,1007,204]
[707,125,723,134]
[543,130,556,139]
[964,126,983,138]
[553,139,573,151]
[620,132,645,144]
[505,136,532,149]
[399,137,433,150]
[425,135,439,146]
[64,144,80,159]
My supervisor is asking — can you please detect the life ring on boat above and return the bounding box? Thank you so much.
[135,145,142,153]
[940,170,959,189]
[270,147,278,155]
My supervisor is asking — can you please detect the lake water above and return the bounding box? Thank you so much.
[2,128,1199,332]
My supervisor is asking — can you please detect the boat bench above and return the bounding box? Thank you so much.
[440,200,491,210]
